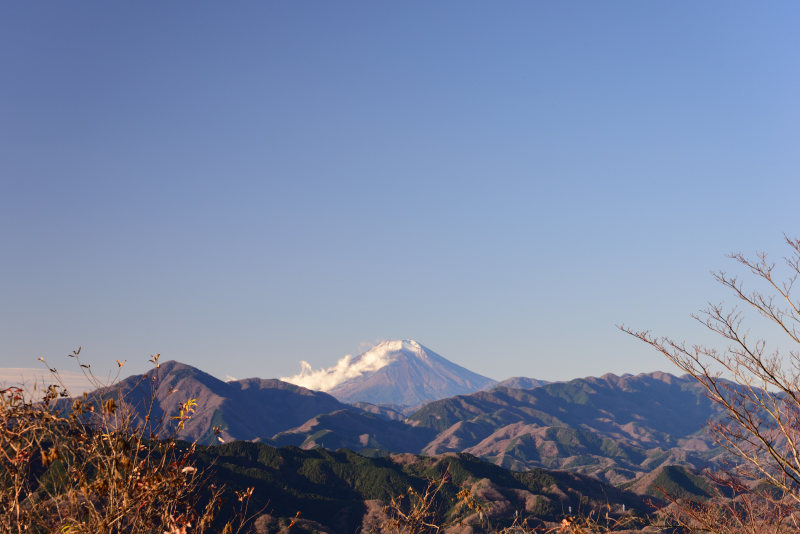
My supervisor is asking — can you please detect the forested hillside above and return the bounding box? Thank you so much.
[195,442,673,534]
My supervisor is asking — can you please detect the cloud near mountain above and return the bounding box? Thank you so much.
[280,342,396,391]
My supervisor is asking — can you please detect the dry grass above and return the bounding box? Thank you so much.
[0,349,258,534]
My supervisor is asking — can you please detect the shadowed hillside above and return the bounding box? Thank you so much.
[103,362,728,485]
[406,371,725,483]
[110,361,358,443]
[196,442,654,534]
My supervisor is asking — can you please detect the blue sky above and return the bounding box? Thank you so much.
[1,2,799,384]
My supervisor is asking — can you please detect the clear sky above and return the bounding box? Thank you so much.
[1,2,799,385]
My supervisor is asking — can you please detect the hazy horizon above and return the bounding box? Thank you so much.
[0,340,689,397]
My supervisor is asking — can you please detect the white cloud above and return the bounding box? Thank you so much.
[225,375,237,382]
[280,344,396,391]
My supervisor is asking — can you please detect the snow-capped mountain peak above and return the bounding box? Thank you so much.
[330,340,496,407]
[281,340,496,407]
[360,339,428,364]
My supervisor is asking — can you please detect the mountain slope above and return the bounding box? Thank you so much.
[110,361,357,443]
[268,409,437,452]
[327,340,497,406]
[492,377,550,390]
[197,442,652,534]
[622,464,717,500]
[407,371,725,483]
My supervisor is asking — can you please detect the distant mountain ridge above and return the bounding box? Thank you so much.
[78,346,726,487]
[262,369,726,484]
[490,376,551,390]
[326,340,497,406]
[408,371,725,483]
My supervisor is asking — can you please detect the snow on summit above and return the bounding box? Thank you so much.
[282,340,497,406]
[280,340,412,392]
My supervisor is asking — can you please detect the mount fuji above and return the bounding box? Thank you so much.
[325,340,497,407]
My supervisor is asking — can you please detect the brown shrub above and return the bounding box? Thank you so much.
[0,349,256,534]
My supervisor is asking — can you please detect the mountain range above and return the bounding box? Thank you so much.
[195,442,692,534]
[409,371,723,484]
[32,339,738,534]
[97,341,724,488]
